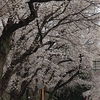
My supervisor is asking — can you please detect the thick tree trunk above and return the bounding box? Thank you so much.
[0,34,10,97]
[0,51,6,97]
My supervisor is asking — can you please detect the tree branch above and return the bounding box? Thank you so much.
[2,42,40,91]
[18,68,42,98]
[36,19,43,44]
[48,70,79,100]
[30,0,64,3]
[57,58,73,65]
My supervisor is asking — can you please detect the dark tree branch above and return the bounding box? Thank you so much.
[41,3,92,39]
[58,58,73,65]
[48,70,79,100]
[30,0,64,3]
[1,0,64,39]
[57,70,79,89]
[40,2,66,29]
[1,16,35,41]
[1,1,38,42]
[36,20,43,44]
[27,2,38,17]
[43,41,55,50]
[44,67,51,74]
[48,71,55,82]
[18,68,42,98]
[54,44,65,49]
[62,69,76,77]
[2,42,40,91]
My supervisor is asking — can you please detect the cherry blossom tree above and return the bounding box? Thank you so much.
[0,0,100,100]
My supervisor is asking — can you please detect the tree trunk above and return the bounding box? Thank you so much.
[0,37,10,97]
[0,52,6,96]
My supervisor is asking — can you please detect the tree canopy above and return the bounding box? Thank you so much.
[0,0,100,100]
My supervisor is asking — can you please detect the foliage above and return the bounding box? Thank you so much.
[0,0,100,100]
